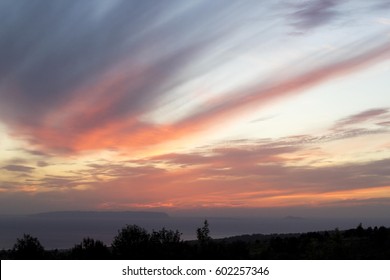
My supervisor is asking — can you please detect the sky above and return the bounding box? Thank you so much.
[0,0,389,217]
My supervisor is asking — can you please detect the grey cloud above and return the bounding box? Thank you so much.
[39,176,80,189]
[0,181,17,190]
[151,153,212,167]
[0,0,175,120]
[277,108,390,145]
[289,0,339,30]
[3,164,35,173]
[37,161,50,167]
[335,108,389,128]
[182,150,390,193]
[0,2,139,115]
[322,197,390,207]
[284,158,390,192]
[371,0,390,10]
[5,158,27,165]
[22,149,52,157]
[146,127,390,193]
[0,0,249,129]
[24,174,92,190]
[85,162,165,178]
[376,121,390,127]
[152,142,300,169]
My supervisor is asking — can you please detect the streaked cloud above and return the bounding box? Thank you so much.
[0,0,388,155]
[4,36,390,154]
[0,0,389,215]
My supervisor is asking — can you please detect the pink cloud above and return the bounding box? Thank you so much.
[5,37,390,155]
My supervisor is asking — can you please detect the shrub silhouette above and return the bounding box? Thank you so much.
[150,227,184,258]
[70,237,110,259]
[151,227,182,244]
[12,234,45,259]
[112,224,150,259]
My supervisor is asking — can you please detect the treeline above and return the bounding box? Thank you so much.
[1,221,389,259]
[251,224,390,259]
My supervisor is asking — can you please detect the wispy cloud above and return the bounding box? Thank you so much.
[334,108,389,128]
[4,36,390,154]
[0,0,388,155]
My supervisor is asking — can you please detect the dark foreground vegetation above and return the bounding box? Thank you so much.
[1,221,389,260]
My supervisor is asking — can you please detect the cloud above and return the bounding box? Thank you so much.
[18,154,389,210]
[2,164,35,173]
[145,128,390,198]
[325,108,390,142]
[288,0,339,30]
[3,105,388,210]
[0,0,196,122]
[37,175,84,189]
[84,162,165,178]
[0,0,246,126]
[271,107,390,146]
[0,0,247,153]
[335,108,389,128]
[377,121,390,127]
[36,161,49,167]
[1,0,390,156]
[1,1,389,217]
[171,39,390,140]
[371,1,390,10]
[1,107,389,211]
[21,149,52,157]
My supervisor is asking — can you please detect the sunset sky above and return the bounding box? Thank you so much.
[0,0,389,216]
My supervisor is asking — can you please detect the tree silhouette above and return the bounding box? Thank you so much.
[196,219,211,244]
[112,224,149,259]
[70,237,110,259]
[149,227,184,258]
[12,234,45,259]
[195,220,214,258]
[150,227,182,244]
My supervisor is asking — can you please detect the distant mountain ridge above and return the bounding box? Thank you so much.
[283,215,305,220]
[30,211,169,219]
